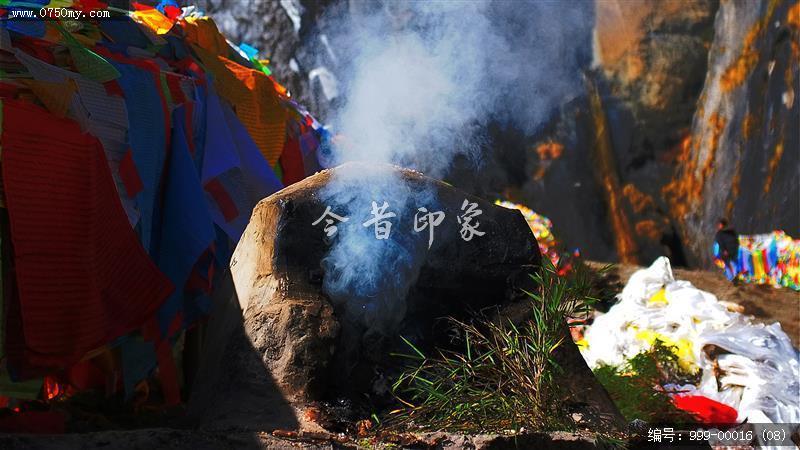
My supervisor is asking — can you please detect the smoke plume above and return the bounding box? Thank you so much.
[316,1,592,340]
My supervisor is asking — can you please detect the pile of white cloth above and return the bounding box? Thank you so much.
[580,257,799,424]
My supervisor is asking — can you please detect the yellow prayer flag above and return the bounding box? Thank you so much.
[133,8,175,35]
[22,79,77,118]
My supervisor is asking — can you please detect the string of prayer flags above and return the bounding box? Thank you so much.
[715,230,800,290]
[155,106,215,338]
[0,0,327,406]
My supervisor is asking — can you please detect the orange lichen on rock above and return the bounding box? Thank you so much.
[720,0,782,92]
[709,113,726,150]
[697,114,726,200]
[535,141,565,160]
[532,141,564,180]
[663,111,725,223]
[587,76,639,264]
[662,134,696,221]
[788,1,800,29]
[784,66,796,109]
[790,2,800,60]
[742,112,757,140]
[593,0,703,84]
[726,157,742,217]
[720,23,762,92]
[622,183,655,214]
[635,220,662,241]
[533,166,547,181]
[603,174,639,264]
[594,0,652,78]
[764,141,785,194]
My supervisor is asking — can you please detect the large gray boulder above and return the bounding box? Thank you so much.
[189,163,623,431]
[230,163,543,401]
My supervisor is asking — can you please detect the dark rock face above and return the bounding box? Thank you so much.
[665,0,800,266]
[228,163,543,404]
[485,96,621,263]
[593,0,720,264]
[513,0,800,268]
[201,0,796,268]
[595,0,718,153]
[488,0,799,267]
[500,0,719,265]
[196,0,338,118]
[448,0,720,265]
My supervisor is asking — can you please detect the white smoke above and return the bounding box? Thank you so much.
[316,0,592,341]
[321,0,591,176]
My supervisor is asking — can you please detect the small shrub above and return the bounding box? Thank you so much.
[385,259,599,433]
[593,340,699,424]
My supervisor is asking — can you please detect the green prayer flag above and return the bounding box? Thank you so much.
[57,25,120,83]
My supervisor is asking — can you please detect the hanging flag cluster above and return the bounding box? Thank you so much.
[495,200,561,266]
[714,230,800,291]
[0,0,326,417]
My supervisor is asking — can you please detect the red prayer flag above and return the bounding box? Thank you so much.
[672,395,738,424]
[1,99,173,371]
[278,137,305,185]
[204,178,239,222]
[119,148,145,198]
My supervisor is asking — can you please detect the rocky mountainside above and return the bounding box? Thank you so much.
[204,0,799,268]
[666,0,799,266]
[195,0,338,119]
[463,0,726,266]
[590,0,720,264]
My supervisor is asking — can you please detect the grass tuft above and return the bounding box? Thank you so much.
[384,259,600,433]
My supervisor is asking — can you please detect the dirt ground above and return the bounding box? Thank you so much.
[590,261,800,347]
[0,427,606,449]
[2,262,795,449]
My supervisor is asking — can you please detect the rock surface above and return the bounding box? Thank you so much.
[496,0,719,265]
[188,162,622,431]
[592,0,719,263]
[197,0,339,119]
[665,0,799,266]
[228,163,543,403]
[490,0,799,267]
[202,0,798,267]
[0,428,612,449]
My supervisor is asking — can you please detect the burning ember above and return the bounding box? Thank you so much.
[43,377,63,401]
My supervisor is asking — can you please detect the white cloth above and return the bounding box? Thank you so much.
[581,257,800,425]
